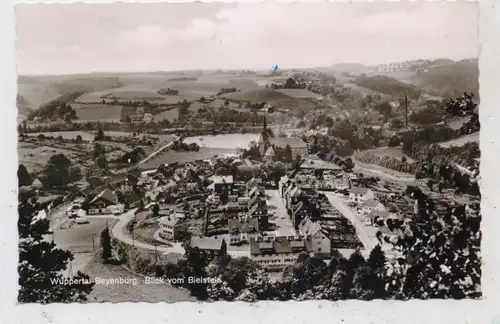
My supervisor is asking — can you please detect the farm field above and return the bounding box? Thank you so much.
[439,132,479,148]
[18,142,88,173]
[276,88,322,99]
[183,133,259,150]
[222,88,316,111]
[73,104,125,122]
[154,108,178,122]
[363,146,415,162]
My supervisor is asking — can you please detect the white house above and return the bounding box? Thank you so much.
[158,216,181,241]
[349,187,375,203]
[299,217,331,258]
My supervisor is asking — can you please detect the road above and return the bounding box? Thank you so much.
[139,138,177,164]
[111,209,250,257]
[266,190,297,236]
[322,192,378,252]
[49,206,116,276]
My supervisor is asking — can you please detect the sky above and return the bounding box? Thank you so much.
[15,2,478,75]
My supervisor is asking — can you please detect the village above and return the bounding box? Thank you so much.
[40,125,404,275]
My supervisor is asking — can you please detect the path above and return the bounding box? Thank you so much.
[322,192,378,252]
[111,208,251,257]
[139,137,177,164]
[266,189,296,236]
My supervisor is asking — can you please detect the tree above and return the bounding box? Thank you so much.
[41,154,72,188]
[95,128,105,141]
[220,239,227,257]
[75,134,83,144]
[69,166,82,183]
[152,204,160,217]
[18,193,94,303]
[18,164,32,187]
[367,245,386,273]
[100,227,112,262]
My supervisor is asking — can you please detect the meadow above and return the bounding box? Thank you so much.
[439,133,479,148]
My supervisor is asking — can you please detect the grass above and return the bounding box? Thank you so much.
[132,223,161,245]
[363,146,415,163]
[83,256,195,303]
[439,133,479,148]
[74,104,124,121]
[18,142,85,173]
[276,88,323,99]
[223,88,316,111]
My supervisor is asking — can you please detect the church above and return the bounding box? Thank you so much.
[256,116,308,158]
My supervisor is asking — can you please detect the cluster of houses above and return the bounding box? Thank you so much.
[348,186,397,227]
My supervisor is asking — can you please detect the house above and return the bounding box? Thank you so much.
[212,175,234,195]
[30,178,43,190]
[248,202,269,229]
[158,216,182,241]
[190,236,225,258]
[228,218,260,245]
[358,200,385,215]
[124,192,143,209]
[349,187,375,203]
[88,188,118,214]
[299,217,331,258]
[249,236,313,271]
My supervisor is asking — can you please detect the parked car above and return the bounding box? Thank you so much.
[75,217,90,224]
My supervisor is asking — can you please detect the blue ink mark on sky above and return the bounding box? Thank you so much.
[272,65,280,72]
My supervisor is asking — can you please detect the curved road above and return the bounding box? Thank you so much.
[111,209,250,257]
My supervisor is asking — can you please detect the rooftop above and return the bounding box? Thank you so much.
[300,156,342,170]
[228,218,259,234]
[190,236,224,251]
[159,216,179,227]
[269,137,307,149]
[250,236,313,256]
[350,187,371,195]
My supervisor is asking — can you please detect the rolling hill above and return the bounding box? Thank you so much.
[221,88,316,111]
[411,59,479,99]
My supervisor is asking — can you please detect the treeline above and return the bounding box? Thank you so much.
[354,141,480,196]
[27,91,84,122]
[217,87,238,96]
[352,75,422,100]
[388,125,458,147]
[157,88,179,95]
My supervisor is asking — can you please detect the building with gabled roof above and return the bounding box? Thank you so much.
[228,218,260,245]
[349,186,375,203]
[249,236,314,271]
[88,188,118,214]
[190,236,225,257]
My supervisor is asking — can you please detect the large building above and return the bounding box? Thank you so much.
[256,116,308,157]
[250,236,314,271]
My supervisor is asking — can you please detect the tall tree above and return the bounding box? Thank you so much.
[367,244,387,274]
[100,227,112,262]
[18,193,94,303]
[17,164,32,187]
[41,154,72,188]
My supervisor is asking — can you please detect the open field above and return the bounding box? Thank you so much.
[363,146,415,162]
[439,132,479,148]
[73,104,125,121]
[154,108,178,122]
[183,133,259,150]
[222,88,316,111]
[18,142,87,173]
[276,88,322,99]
